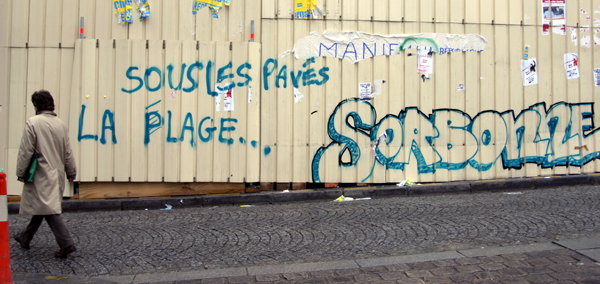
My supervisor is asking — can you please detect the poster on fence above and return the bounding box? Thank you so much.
[564,53,580,80]
[594,68,600,87]
[542,0,566,35]
[522,59,538,86]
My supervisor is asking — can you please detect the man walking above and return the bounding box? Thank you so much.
[13,90,78,258]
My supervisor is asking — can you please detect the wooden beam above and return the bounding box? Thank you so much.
[78,182,245,199]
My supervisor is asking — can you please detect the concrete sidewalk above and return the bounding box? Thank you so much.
[13,237,600,283]
[7,174,600,214]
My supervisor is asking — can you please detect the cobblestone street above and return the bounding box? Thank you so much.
[9,186,600,283]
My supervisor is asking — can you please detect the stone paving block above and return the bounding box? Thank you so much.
[547,264,579,273]
[200,279,226,284]
[293,278,327,284]
[500,279,528,284]
[428,267,457,276]
[548,271,578,281]
[502,260,529,268]
[525,257,555,267]
[326,276,354,283]
[308,271,336,278]
[248,261,358,276]
[524,273,556,283]
[430,259,458,268]
[479,262,506,271]
[397,279,425,284]
[520,265,551,275]
[455,264,482,274]
[422,276,453,284]
[353,273,383,282]
[405,270,434,278]
[378,271,407,280]
[496,267,527,278]
[362,266,389,273]
[385,263,411,271]
[455,257,481,265]
[255,274,282,282]
[526,251,557,258]
[228,275,256,283]
[500,253,530,262]
[334,268,363,276]
[449,272,477,283]
[474,271,501,280]
[408,262,437,270]
[283,272,309,280]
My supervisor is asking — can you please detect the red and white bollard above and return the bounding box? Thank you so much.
[0,172,13,283]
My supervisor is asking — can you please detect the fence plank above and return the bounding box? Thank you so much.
[128,39,147,181]
[179,40,197,182]
[96,39,114,182]
[114,39,134,182]
[163,40,182,182]
[230,41,248,182]
[213,41,231,182]
[28,0,46,48]
[196,41,216,182]
[147,40,164,181]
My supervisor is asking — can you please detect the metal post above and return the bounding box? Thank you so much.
[250,20,254,42]
[80,17,84,39]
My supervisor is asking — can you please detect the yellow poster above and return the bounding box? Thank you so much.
[294,0,321,19]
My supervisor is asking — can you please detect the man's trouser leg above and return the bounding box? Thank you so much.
[18,215,44,246]
[45,215,74,249]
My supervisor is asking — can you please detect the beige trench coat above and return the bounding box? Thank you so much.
[16,111,77,215]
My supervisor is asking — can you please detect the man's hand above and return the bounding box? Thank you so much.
[17,177,25,183]
[68,177,74,183]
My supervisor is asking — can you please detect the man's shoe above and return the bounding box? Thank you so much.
[54,245,76,258]
[13,233,29,249]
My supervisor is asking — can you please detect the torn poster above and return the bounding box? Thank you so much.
[248,85,252,103]
[417,48,434,74]
[133,0,150,20]
[224,89,234,111]
[282,31,487,64]
[564,53,580,80]
[372,80,385,96]
[521,58,538,86]
[294,0,323,19]
[542,0,566,35]
[594,69,600,87]
[113,0,125,24]
[294,88,304,103]
[193,0,228,18]
[359,82,372,100]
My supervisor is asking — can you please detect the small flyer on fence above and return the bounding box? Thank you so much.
[594,69,600,87]
[359,82,372,100]
[564,53,580,80]
[522,59,538,86]
[542,0,566,35]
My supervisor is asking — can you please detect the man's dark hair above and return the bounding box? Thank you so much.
[31,90,55,112]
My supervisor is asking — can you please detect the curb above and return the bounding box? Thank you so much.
[7,174,600,213]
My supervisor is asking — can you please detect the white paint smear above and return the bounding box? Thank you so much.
[282,31,488,64]
[294,88,304,103]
